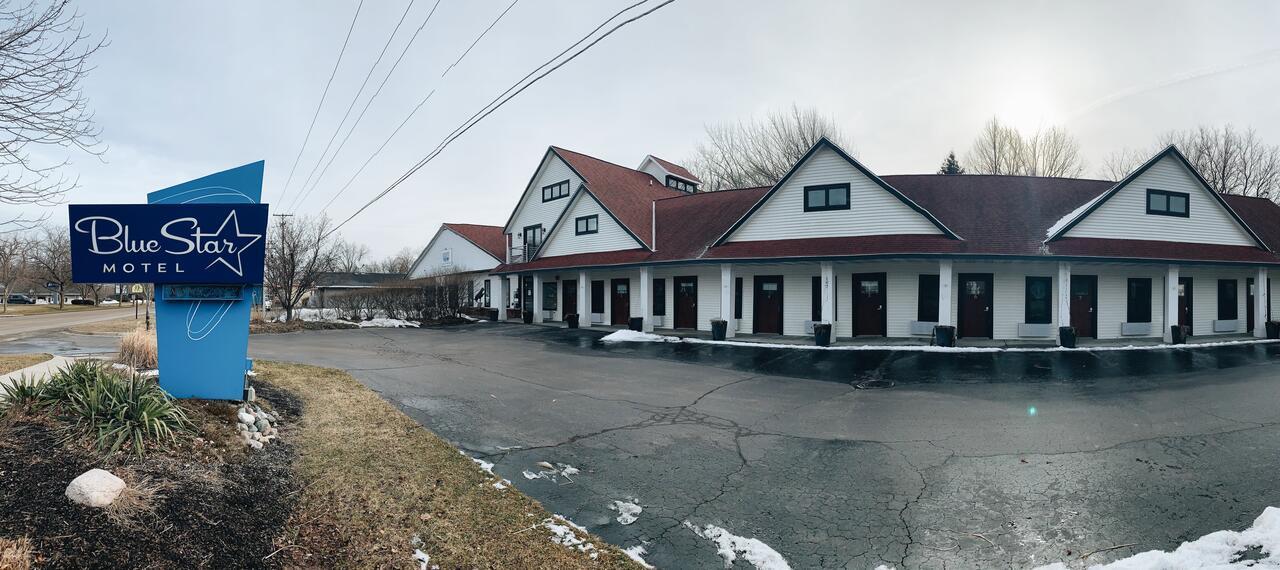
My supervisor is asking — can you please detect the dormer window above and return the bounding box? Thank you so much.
[1147,189,1189,217]
[803,183,850,212]
[665,175,696,193]
[575,215,598,235]
[542,179,571,202]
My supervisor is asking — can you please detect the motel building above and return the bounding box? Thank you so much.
[444,139,1280,347]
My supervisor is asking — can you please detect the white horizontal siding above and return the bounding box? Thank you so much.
[1072,263,1164,340]
[944,262,1061,340]
[507,154,582,256]
[409,228,498,278]
[726,146,942,242]
[1065,156,1256,246]
[651,265,722,331]
[1180,266,1251,336]
[539,191,641,257]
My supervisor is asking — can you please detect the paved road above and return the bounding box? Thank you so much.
[248,324,1280,569]
[0,307,134,338]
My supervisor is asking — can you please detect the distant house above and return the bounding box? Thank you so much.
[309,272,406,308]
[408,223,505,307]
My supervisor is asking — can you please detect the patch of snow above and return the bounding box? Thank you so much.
[358,317,420,328]
[685,522,792,570]
[544,515,598,559]
[492,479,510,490]
[609,499,642,525]
[1034,506,1280,569]
[468,456,494,475]
[523,462,579,483]
[623,544,655,568]
[100,299,120,305]
[138,369,158,378]
[1045,191,1106,239]
[602,330,1280,353]
[410,535,439,570]
[600,330,678,343]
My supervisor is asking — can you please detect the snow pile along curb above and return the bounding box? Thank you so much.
[1034,506,1280,569]
[684,522,791,569]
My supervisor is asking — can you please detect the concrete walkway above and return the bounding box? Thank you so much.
[0,355,74,389]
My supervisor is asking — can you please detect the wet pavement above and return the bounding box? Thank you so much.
[11,322,1279,568]
[242,323,1280,569]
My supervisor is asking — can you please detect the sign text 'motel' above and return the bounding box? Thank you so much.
[69,203,268,284]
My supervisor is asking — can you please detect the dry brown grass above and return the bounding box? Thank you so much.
[258,361,638,569]
[0,354,50,376]
[118,329,158,370]
[0,303,121,316]
[0,537,33,570]
[103,470,173,529]
[67,317,145,335]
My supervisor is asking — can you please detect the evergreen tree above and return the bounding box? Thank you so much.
[938,151,966,175]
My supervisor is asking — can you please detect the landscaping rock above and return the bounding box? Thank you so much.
[254,418,270,432]
[237,410,255,425]
[65,468,126,508]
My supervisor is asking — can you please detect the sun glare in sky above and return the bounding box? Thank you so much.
[992,83,1065,133]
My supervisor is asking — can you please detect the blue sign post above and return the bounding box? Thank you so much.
[69,161,267,400]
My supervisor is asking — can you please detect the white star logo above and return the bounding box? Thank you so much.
[200,210,262,277]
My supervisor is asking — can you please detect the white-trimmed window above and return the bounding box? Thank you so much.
[665,175,696,192]
[1147,189,1189,217]
[441,248,452,266]
[575,214,598,235]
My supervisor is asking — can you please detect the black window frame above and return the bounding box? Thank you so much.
[734,277,743,319]
[665,175,696,192]
[811,276,822,322]
[590,280,605,313]
[917,274,940,322]
[541,179,571,202]
[653,278,666,316]
[522,224,543,249]
[1024,276,1053,324]
[1146,189,1190,218]
[1125,278,1152,323]
[803,183,851,212]
[1218,279,1238,320]
[574,214,598,236]
[542,281,558,311]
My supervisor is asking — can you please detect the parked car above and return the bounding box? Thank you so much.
[70,298,95,305]
[5,294,34,304]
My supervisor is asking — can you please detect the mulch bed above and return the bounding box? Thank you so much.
[0,383,303,569]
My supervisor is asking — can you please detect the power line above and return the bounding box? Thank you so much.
[440,0,519,78]
[287,0,418,214]
[319,0,649,216]
[324,0,675,238]
[288,0,444,215]
[276,0,364,207]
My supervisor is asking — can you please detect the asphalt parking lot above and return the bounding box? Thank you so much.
[247,323,1280,569]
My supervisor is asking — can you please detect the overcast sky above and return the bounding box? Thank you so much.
[29,0,1280,258]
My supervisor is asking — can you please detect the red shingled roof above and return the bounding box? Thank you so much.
[649,155,701,183]
[552,147,683,247]
[443,223,506,261]
[494,173,1280,274]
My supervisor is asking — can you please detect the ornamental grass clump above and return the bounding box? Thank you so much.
[0,375,46,415]
[119,328,158,370]
[46,361,191,456]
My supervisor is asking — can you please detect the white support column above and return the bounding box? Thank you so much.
[497,276,511,321]
[1164,265,1180,342]
[532,274,544,323]
[937,260,953,327]
[639,266,653,332]
[488,277,500,310]
[720,263,735,338]
[820,261,835,324]
[578,270,589,326]
[1057,262,1072,329]
[1256,267,1269,338]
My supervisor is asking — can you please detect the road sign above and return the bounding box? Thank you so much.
[45,282,60,290]
[131,284,144,294]
[68,203,268,284]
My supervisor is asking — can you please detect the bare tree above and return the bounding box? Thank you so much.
[966,117,1085,177]
[0,2,106,230]
[0,232,30,312]
[364,246,416,274]
[685,104,854,191]
[333,239,370,273]
[75,280,105,304]
[1160,125,1280,199]
[265,214,337,321]
[1098,148,1148,181]
[29,223,70,308]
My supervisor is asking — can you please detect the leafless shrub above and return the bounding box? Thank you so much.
[118,329,157,370]
[966,117,1085,177]
[0,536,34,570]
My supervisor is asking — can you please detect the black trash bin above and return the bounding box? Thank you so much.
[1170,325,1187,345]
[566,314,579,329]
[933,325,956,347]
[813,323,832,347]
[628,317,643,332]
[1267,321,1280,339]
[1058,326,1077,348]
[522,310,533,324]
[710,318,728,341]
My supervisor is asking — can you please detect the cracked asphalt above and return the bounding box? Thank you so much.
[152,324,1280,567]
